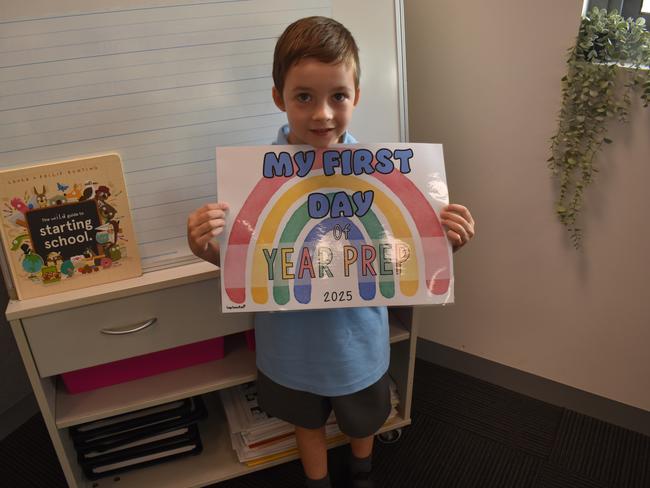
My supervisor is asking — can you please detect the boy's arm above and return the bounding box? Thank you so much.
[440,204,475,252]
[187,202,229,266]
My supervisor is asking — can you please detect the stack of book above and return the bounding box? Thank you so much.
[221,378,400,467]
[69,396,206,480]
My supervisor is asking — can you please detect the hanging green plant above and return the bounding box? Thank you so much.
[549,7,650,248]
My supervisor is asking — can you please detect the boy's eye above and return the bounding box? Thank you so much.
[296,93,311,102]
[333,93,348,102]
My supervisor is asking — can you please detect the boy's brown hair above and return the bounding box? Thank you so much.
[272,16,360,95]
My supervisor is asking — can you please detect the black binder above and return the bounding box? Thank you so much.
[79,423,203,480]
[70,396,206,452]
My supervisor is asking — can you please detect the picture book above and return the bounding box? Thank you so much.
[0,154,142,299]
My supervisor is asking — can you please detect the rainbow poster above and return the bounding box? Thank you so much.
[216,143,453,313]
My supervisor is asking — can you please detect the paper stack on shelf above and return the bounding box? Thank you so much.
[69,396,207,480]
[221,378,400,467]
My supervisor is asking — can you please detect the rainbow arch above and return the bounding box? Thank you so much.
[224,151,450,304]
[251,174,419,304]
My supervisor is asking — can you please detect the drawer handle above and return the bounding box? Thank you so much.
[100,318,157,335]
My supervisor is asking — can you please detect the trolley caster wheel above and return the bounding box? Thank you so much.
[377,428,402,444]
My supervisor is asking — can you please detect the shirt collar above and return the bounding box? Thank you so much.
[273,124,357,145]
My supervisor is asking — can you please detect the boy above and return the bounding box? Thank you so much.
[187,17,475,488]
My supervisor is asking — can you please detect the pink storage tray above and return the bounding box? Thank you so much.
[61,336,225,394]
[245,329,256,351]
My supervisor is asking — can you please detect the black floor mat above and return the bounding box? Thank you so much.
[2,359,647,488]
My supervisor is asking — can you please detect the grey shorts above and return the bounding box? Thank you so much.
[256,369,391,439]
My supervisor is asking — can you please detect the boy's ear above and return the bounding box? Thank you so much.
[272,87,286,112]
[353,88,361,107]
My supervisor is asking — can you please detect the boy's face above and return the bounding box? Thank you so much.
[272,58,360,148]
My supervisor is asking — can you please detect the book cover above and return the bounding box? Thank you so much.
[0,153,142,299]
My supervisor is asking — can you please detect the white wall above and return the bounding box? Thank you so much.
[405,0,650,411]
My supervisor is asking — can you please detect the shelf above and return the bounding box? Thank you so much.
[56,317,410,429]
[56,334,254,429]
[89,391,411,488]
[388,315,410,343]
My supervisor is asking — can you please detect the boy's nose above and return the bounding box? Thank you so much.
[312,102,333,121]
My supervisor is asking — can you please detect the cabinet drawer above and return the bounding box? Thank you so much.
[23,280,253,377]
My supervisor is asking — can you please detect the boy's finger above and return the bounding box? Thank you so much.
[190,202,228,223]
[444,203,468,213]
[205,209,227,220]
[441,212,475,238]
[188,206,226,228]
[446,229,463,246]
[193,219,225,238]
[442,219,469,242]
[440,212,468,228]
[205,202,229,212]
[194,232,215,251]
[443,204,474,225]
[210,226,225,237]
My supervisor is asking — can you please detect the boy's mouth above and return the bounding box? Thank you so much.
[310,128,335,136]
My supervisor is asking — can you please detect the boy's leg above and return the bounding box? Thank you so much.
[349,434,373,459]
[346,436,375,488]
[331,373,392,487]
[349,435,374,485]
[256,370,332,486]
[295,425,328,480]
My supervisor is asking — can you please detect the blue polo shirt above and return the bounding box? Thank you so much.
[254,125,390,396]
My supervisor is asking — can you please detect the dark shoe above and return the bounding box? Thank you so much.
[349,471,375,488]
[305,474,332,488]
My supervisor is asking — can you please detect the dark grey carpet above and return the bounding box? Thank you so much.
[0,405,68,488]
[1,359,648,487]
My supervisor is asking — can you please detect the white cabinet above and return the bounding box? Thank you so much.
[5,262,417,488]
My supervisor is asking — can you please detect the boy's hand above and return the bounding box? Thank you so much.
[440,204,475,252]
[187,202,229,266]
